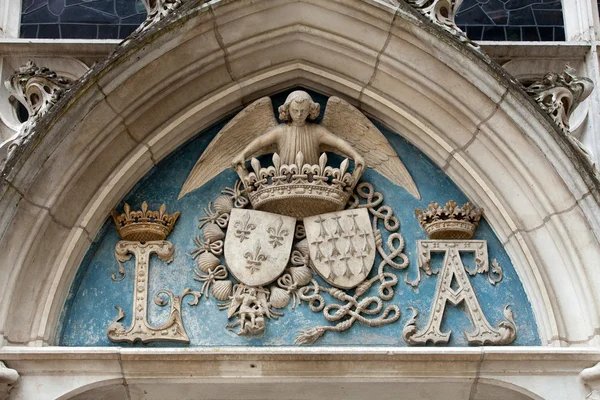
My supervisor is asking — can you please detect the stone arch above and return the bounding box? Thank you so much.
[61,379,541,400]
[0,0,599,350]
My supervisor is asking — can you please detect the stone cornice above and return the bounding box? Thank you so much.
[2,345,600,360]
[0,347,597,398]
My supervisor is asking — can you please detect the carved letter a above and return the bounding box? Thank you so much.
[403,241,516,346]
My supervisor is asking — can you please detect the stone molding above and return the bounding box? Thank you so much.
[0,0,598,357]
[0,347,596,399]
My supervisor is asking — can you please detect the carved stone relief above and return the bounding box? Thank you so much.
[180,92,412,342]
[190,179,407,343]
[524,65,595,162]
[2,61,73,167]
[305,208,375,289]
[580,362,600,400]
[406,0,484,55]
[102,92,523,347]
[121,0,183,45]
[179,91,420,201]
[107,202,200,344]
[403,201,517,346]
[0,362,18,400]
[225,209,295,287]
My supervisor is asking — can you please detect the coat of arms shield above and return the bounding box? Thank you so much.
[225,209,296,287]
[304,208,376,289]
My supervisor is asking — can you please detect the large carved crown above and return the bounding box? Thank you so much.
[235,152,362,219]
[415,200,483,240]
[112,202,180,242]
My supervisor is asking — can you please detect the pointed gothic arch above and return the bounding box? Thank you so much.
[0,0,599,398]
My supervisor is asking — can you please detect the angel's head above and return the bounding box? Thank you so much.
[278,91,320,125]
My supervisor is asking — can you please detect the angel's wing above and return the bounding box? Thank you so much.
[178,97,278,199]
[321,97,421,200]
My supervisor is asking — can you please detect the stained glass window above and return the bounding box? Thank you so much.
[19,0,565,41]
[456,0,565,41]
[20,0,147,39]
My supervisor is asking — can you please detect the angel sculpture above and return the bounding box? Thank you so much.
[179,90,420,203]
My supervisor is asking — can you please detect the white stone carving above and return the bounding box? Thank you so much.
[5,61,72,125]
[525,65,593,135]
[225,285,278,335]
[406,0,483,54]
[225,209,295,287]
[121,0,183,45]
[295,182,408,344]
[181,93,418,341]
[403,240,516,345]
[107,241,201,343]
[524,65,595,161]
[179,91,420,202]
[189,177,409,343]
[305,208,375,289]
[180,93,522,345]
[2,60,73,166]
[415,200,483,240]
[0,362,18,400]
[108,202,199,344]
[238,152,359,219]
[580,362,600,400]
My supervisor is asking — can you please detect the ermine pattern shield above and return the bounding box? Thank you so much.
[304,208,375,289]
[225,208,295,287]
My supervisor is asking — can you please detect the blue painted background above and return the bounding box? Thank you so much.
[58,88,540,347]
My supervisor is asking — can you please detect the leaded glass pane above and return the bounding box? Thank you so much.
[20,0,146,39]
[456,0,565,41]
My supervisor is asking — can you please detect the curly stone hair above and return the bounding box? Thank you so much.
[278,91,321,121]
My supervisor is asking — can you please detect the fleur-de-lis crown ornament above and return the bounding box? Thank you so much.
[415,200,483,240]
[112,201,180,242]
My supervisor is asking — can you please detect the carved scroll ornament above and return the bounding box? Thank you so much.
[126,0,183,41]
[406,0,483,54]
[524,65,595,161]
[525,65,593,135]
[3,61,73,162]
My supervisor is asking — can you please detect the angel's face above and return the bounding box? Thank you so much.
[289,100,310,125]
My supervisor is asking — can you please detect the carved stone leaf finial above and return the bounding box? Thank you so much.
[2,61,73,163]
[524,64,595,162]
[406,0,484,55]
[5,61,73,126]
[121,0,184,44]
[525,65,594,134]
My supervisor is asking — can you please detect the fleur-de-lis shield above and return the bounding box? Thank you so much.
[304,208,376,289]
[225,209,295,286]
